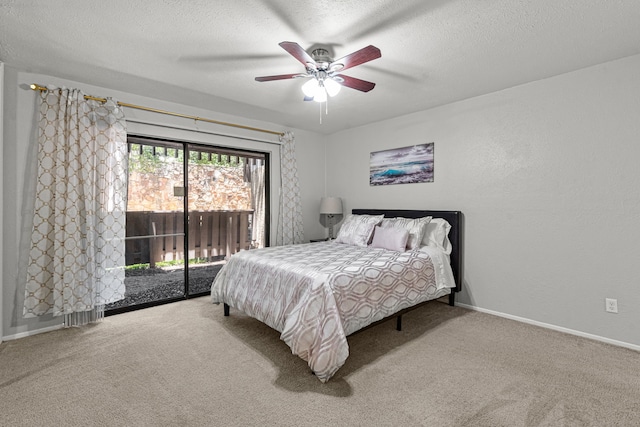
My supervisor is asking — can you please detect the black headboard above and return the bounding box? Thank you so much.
[352,209,463,294]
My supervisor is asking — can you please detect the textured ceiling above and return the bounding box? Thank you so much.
[2,0,640,135]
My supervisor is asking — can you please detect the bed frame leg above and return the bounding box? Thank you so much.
[224,303,230,316]
[396,315,402,331]
[448,292,455,307]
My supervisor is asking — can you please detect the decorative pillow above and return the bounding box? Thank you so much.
[369,226,409,252]
[334,214,384,247]
[380,216,432,250]
[421,218,452,254]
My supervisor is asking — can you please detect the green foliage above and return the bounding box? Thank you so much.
[128,143,244,173]
[125,263,150,270]
[188,150,244,167]
[128,144,163,174]
[124,257,210,270]
[156,257,209,268]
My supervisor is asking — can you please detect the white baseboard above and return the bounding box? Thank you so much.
[456,302,640,352]
[2,323,65,341]
[4,304,638,353]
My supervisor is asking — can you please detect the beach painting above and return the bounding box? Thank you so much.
[370,143,434,186]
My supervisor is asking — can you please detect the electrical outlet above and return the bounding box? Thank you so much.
[605,298,618,313]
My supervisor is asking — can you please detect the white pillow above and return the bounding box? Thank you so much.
[380,216,431,250]
[421,218,452,254]
[335,214,384,247]
[369,226,409,252]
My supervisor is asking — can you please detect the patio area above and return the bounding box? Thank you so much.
[106,261,225,310]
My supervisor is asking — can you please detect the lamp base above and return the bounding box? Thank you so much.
[327,214,336,239]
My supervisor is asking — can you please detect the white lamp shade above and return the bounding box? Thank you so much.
[301,78,319,97]
[324,77,342,97]
[320,197,343,214]
[313,87,327,103]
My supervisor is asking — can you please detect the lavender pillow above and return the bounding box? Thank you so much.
[369,226,409,252]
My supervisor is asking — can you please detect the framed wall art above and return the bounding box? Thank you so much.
[369,143,434,186]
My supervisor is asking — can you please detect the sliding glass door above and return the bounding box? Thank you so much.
[106,136,268,313]
[185,143,267,295]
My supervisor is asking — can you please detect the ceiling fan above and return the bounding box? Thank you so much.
[255,41,381,103]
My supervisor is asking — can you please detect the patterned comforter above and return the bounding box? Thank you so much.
[210,241,453,382]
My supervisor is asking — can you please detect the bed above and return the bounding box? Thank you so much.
[210,209,462,382]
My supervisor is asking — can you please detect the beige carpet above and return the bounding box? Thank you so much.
[1,297,639,427]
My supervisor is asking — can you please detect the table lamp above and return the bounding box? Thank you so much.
[319,197,343,239]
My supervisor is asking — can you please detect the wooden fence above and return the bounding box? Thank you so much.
[125,210,253,267]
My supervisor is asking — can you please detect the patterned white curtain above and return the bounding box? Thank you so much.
[23,87,128,326]
[276,131,304,245]
[250,163,265,249]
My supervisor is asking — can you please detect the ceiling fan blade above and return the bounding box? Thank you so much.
[330,45,381,72]
[336,74,376,92]
[255,73,304,82]
[279,41,317,69]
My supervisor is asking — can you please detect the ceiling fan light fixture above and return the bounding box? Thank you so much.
[324,77,341,97]
[313,86,327,103]
[301,78,320,97]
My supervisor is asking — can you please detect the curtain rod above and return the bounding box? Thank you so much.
[29,84,285,137]
[125,117,282,146]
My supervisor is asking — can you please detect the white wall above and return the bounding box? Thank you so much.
[326,54,640,348]
[2,67,326,339]
[8,53,638,348]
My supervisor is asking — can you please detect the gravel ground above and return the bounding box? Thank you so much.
[106,262,223,310]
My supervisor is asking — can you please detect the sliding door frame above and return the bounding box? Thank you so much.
[106,134,270,315]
